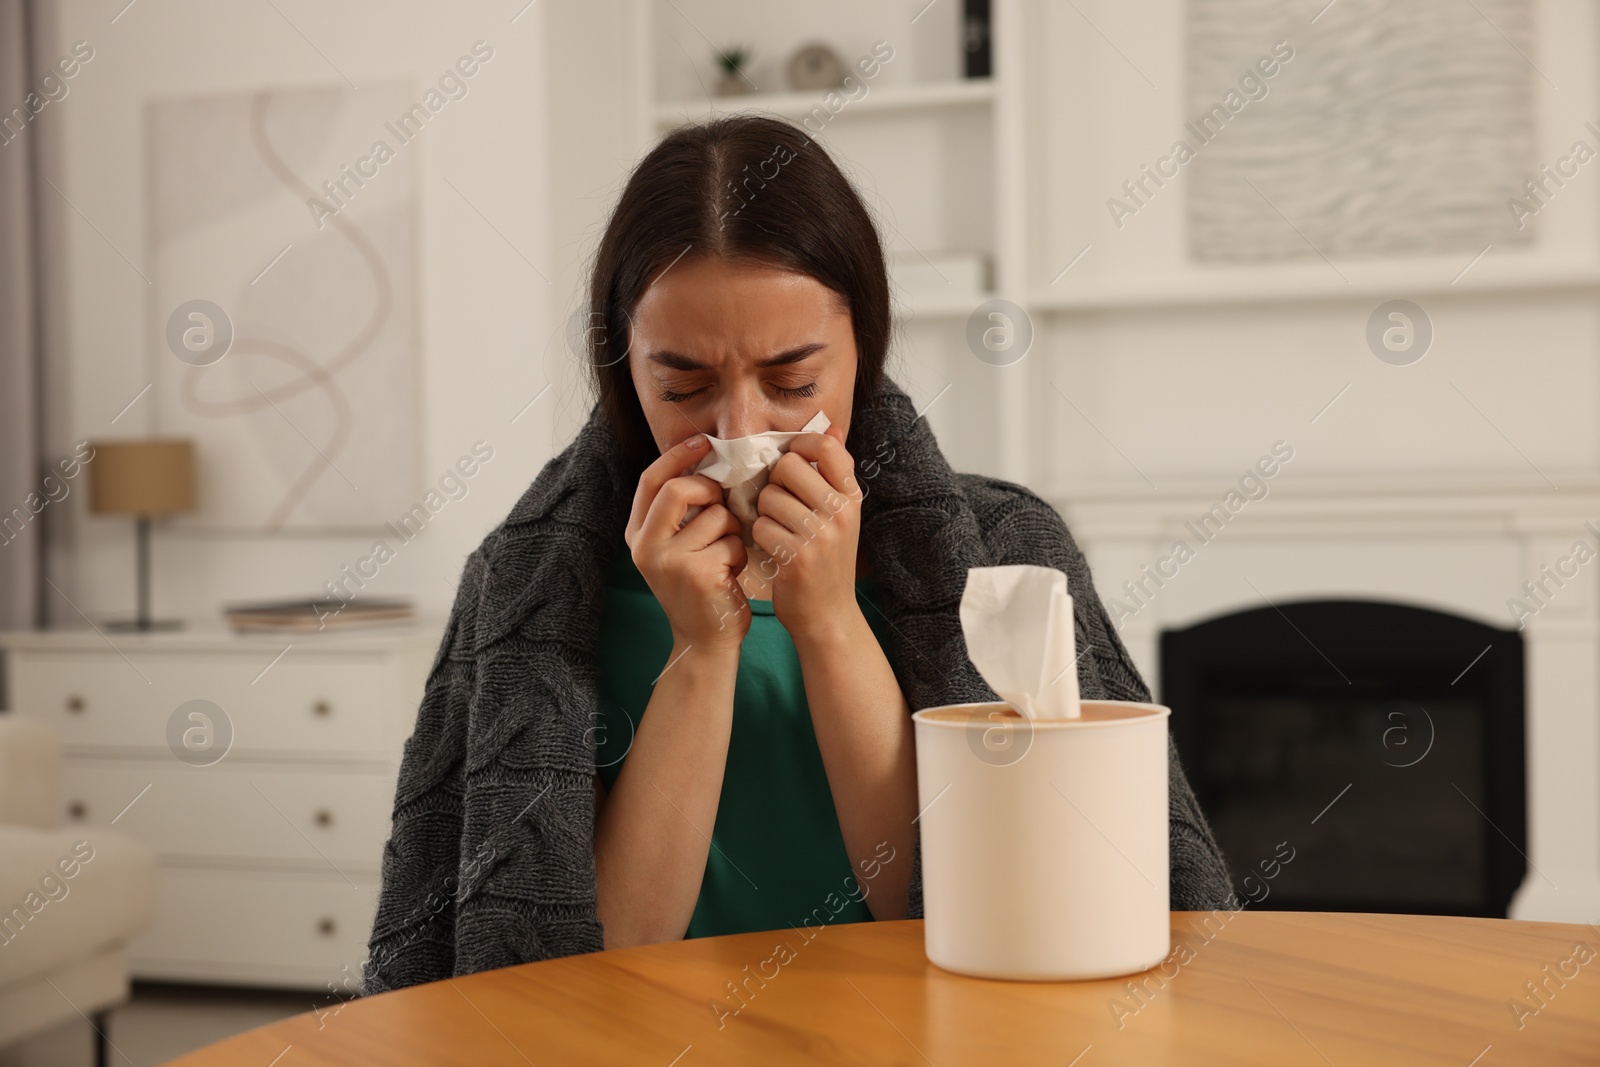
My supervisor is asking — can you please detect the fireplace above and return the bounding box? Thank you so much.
[1161,600,1526,916]
[1048,478,1596,922]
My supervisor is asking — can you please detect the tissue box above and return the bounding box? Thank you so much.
[912,699,1172,980]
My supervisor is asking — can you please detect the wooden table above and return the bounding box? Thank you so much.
[171,912,1600,1066]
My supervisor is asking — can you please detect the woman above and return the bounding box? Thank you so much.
[362,115,1233,995]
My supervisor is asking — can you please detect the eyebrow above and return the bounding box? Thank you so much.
[647,342,827,371]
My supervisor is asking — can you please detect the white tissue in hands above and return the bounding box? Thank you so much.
[958,564,1082,720]
[679,412,832,567]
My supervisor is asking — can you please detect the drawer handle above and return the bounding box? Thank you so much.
[66,694,86,714]
[317,917,337,937]
[67,800,88,820]
[314,808,334,828]
[312,699,332,718]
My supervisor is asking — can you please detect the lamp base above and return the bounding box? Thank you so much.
[103,618,186,632]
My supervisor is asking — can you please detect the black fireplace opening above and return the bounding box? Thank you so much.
[1161,600,1526,917]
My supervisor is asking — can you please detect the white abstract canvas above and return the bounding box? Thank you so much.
[148,82,421,532]
[1185,0,1538,262]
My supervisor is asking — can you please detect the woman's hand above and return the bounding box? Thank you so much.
[752,425,866,641]
[625,434,750,652]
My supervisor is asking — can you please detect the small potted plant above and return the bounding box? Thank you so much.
[716,45,754,96]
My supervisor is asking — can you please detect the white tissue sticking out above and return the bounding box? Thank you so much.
[958,564,1082,720]
[680,412,832,569]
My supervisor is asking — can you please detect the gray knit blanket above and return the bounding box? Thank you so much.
[362,377,1235,995]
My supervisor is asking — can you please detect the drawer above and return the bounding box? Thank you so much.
[62,761,395,868]
[132,866,380,990]
[12,650,397,758]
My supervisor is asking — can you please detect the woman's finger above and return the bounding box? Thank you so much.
[639,473,726,547]
[625,434,710,547]
[672,500,741,551]
[705,531,749,574]
[750,514,799,565]
[756,481,828,540]
[770,432,859,513]
[705,535,751,628]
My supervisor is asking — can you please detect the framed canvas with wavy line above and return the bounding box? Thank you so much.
[146,82,421,532]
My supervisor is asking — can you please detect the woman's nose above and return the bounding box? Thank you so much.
[716,391,765,439]
[717,414,755,439]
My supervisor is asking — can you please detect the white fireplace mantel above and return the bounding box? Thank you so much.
[1047,476,1600,924]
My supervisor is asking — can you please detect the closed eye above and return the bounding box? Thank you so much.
[657,381,820,403]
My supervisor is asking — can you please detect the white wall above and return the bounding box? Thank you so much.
[38,0,556,627]
[541,0,653,454]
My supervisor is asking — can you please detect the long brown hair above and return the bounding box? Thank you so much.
[586,115,891,477]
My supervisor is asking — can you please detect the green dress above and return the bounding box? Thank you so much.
[594,550,895,938]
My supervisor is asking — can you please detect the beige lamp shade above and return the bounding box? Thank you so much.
[87,439,198,516]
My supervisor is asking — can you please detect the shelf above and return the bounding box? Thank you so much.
[892,292,990,322]
[653,78,995,128]
[1027,261,1600,313]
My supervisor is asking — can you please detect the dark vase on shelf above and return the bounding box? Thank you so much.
[963,0,992,78]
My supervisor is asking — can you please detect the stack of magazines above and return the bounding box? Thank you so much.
[223,597,415,633]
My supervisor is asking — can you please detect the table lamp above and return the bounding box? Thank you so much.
[87,438,197,631]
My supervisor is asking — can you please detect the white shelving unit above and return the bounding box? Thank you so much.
[651,78,997,129]
[631,0,1031,484]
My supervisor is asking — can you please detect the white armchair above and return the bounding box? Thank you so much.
[0,717,158,1063]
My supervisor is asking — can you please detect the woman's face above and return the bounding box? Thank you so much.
[627,256,858,451]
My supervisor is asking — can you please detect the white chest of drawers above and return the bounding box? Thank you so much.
[0,623,442,991]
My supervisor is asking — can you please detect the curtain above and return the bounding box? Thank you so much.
[0,0,43,631]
